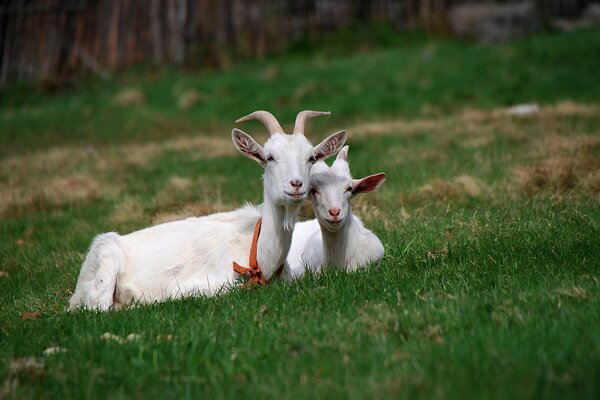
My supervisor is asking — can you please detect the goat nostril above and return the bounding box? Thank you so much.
[329,208,341,217]
[290,180,303,189]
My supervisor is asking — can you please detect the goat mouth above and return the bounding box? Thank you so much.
[284,191,306,200]
[323,218,344,231]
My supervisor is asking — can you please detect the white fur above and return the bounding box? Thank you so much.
[284,147,386,279]
[69,116,346,311]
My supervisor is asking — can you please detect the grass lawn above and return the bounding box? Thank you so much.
[1,28,600,399]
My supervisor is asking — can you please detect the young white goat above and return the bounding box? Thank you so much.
[69,110,346,310]
[284,146,386,279]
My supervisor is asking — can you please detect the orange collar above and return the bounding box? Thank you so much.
[233,217,284,286]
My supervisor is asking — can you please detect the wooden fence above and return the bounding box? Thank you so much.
[0,0,594,85]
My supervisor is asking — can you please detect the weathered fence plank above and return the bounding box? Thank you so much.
[0,0,594,85]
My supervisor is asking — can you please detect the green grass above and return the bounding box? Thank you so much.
[2,28,600,154]
[1,28,600,399]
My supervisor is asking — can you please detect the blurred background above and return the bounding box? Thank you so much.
[1,0,600,205]
[1,0,599,86]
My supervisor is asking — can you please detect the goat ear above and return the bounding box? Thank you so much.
[313,130,347,161]
[232,128,266,166]
[352,173,386,195]
[336,145,349,162]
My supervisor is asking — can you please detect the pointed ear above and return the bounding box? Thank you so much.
[313,130,347,162]
[336,145,349,162]
[352,173,386,195]
[232,128,266,166]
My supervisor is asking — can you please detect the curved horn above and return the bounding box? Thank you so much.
[235,110,284,136]
[293,110,331,135]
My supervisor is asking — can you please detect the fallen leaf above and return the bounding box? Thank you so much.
[101,332,141,343]
[43,346,67,356]
[100,332,123,343]
[0,271,8,277]
[20,311,40,320]
[15,239,26,246]
[426,248,449,259]
[126,333,141,342]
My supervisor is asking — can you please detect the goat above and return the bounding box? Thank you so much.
[284,146,386,279]
[69,110,346,310]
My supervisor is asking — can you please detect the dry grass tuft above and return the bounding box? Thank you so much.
[544,101,600,117]
[350,102,598,140]
[419,180,462,201]
[152,176,194,210]
[152,203,218,225]
[580,170,600,197]
[123,135,236,167]
[453,175,483,196]
[165,175,194,191]
[110,197,146,224]
[415,175,485,202]
[0,146,115,216]
[460,135,494,149]
[1,147,106,180]
[555,286,587,300]
[151,175,223,213]
[515,156,600,197]
[0,134,237,216]
[516,157,577,194]
[0,173,104,216]
[460,108,495,123]
[152,201,232,225]
[114,88,145,106]
[44,174,102,204]
[178,90,203,110]
[351,119,438,137]
[538,134,600,156]
[8,357,44,378]
[514,122,600,198]
[352,196,397,231]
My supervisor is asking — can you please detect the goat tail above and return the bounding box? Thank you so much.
[69,232,124,311]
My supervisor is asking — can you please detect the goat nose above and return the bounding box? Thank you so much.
[329,208,341,217]
[290,179,303,189]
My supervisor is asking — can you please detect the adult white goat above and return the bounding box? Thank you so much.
[284,146,386,279]
[69,110,346,310]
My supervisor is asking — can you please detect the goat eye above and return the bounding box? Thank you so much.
[266,155,275,162]
[345,186,353,193]
[308,155,317,164]
[310,188,319,195]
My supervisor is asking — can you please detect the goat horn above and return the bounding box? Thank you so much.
[293,110,331,135]
[235,110,284,136]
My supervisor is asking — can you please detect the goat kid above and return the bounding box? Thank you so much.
[284,146,386,279]
[69,110,346,310]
